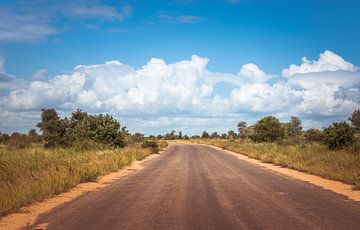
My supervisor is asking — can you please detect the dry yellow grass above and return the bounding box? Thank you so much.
[0,143,165,216]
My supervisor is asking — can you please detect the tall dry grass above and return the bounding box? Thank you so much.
[0,143,164,216]
[190,139,360,190]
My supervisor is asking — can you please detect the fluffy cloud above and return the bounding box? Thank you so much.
[239,63,269,83]
[282,50,358,77]
[0,50,359,134]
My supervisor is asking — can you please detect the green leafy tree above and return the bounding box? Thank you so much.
[250,116,284,142]
[323,121,355,149]
[304,128,323,142]
[37,109,69,147]
[178,131,183,139]
[237,121,248,139]
[0,132,9,143]
[202,131,210,138]
[28,129,42,142]
[72,114,127,147]
[349,109,360,136]
[211,132,220,138]
[164,130,176,140]
[69,109,88,128]
[227,130,236,138]
[286,116,302,138]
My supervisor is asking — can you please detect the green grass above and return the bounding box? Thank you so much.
[0,143,166,216]
[189,139,360,190]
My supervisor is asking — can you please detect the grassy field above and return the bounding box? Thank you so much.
[0,141,168,216]
[189,139,360,190]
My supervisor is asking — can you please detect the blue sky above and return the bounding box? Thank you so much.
[0,0,360,135]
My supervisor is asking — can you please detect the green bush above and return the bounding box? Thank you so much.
[142,139,159,153]
[323,121,355,149]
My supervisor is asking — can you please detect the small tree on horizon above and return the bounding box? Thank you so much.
[37,109,69,147]
[202,131,210,138]
[250,116,283,142]
[349,109,360,138]
[286,116,302,139]
[237,121,248,139]
[211,132,220,139]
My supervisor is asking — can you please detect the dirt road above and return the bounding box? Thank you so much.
[29,143,360,230]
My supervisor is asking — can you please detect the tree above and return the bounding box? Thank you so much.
[221,133,227,139]
[227,130,236,138]
[178,131,183,139]
[202,131,210,138]
[349,109,360,136]
[286,116,302,138]
[37,109,69,147]
[211,132,220,138]
[164,130,176,140]
[323,121,355,149]
[250,116,283,142]
[69,109,88,128]
[72,114,127,147]
[237,121,248,139]
[0,132,9,143]
[304,128,323,142]
[28,129,41,142]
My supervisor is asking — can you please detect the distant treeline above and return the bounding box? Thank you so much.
[161,109,360,150]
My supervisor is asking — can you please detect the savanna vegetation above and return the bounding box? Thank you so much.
[0,109,167,216]
[181,110,360,190]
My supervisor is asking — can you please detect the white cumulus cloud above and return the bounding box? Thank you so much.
[282,50,358,77]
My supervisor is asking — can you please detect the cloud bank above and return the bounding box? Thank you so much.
[0,50,359,134]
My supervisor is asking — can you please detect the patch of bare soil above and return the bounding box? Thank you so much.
[0,153,162,230]
[204,144,360,202]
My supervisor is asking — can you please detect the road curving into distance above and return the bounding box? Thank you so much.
[30,143,360,230]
